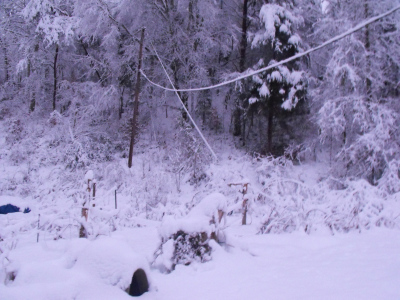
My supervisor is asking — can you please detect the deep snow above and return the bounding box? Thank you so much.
[1,217,399,300]
[1,120,399,299]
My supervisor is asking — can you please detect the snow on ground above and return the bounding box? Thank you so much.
[1,116,399,299]
[1,216,399,300]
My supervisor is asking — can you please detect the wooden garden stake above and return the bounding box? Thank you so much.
[92,182,96,207]
[228,182,250,225]
[37,214,40,242]
[242,183,249,225]
[79,208,88,238]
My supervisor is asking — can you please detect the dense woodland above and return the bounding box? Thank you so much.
[0,0,400,203]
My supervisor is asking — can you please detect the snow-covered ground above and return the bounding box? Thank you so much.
[1,215,400,300]
[1,119,400,299]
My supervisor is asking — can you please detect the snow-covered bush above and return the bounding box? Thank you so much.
[162,230,212,269]
[167,120,212,186]
[153,193,227,272]
[256,157,400,234]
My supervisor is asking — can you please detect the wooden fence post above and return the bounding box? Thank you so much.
[228,182,250,225]
[37,214,40,242]
[242,183,249,225]
[92,182,96,207]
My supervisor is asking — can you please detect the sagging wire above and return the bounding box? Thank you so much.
[142,5,400,93]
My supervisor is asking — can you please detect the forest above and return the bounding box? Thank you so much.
[1,1,400,299]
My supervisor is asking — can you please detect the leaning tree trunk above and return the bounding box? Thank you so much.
[128,28,145,168]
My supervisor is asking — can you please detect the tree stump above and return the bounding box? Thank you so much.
[128,268,149,297]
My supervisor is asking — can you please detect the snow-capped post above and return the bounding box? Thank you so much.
[115,190,117,209]
[128,28,145,168]
[79,207,88,238]
[80,170,94,238]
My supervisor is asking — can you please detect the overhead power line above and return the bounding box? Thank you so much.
[150,43,219,162]
[142,5,400,93]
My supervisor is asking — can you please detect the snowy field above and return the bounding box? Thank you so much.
[1,216,399,300]
[1,120,400,299]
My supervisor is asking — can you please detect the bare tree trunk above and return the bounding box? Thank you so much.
[364,0,375,183]
[1,39,9,82]
[267,97,274,155]
[26,59,36,113]
[30,92,36,113]
[364,1,372,101]
[128,28,145,168]
[233,0,249,139]
[27,59,31,78]
[239,0,248,73]
[80,40,102,83]
[119,87,125,119]
[53,45,59,111]
[188,0,194,30]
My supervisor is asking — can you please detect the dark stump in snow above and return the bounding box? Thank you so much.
[128,268,149,297]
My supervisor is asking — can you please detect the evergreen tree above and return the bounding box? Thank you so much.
[243,2,307,155]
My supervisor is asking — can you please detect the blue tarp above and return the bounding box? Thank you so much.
[0,204,31,214]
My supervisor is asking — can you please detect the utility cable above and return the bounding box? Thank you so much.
[142,5,400,93]
[150,43,219,162]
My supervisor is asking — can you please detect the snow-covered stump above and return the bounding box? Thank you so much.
[153,193,227,272]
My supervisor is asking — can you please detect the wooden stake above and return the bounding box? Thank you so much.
[228,182,249,225]
[242,183,249,225]
[79,208,88,238]
[37,214,40,242]
[115,190,117,209]
[128,28,145,168]
[92,182,96,207]
[242,199,248,225]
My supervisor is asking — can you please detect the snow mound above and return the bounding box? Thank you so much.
[159,192,227,239]
[154,193,228,272]
[74,237,150,290]
[1,237,150,300]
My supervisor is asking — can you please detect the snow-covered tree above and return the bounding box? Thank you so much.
[148,0,234,121]
[21,0,76,111]
[314,0,400,189]
[243,2,307,155]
